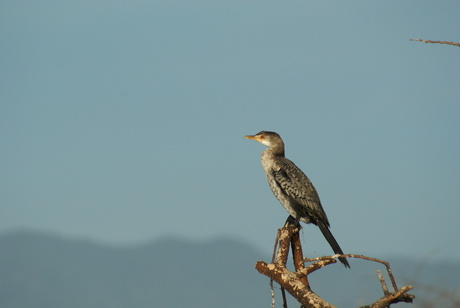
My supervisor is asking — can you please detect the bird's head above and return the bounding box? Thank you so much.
[244,131,284,148]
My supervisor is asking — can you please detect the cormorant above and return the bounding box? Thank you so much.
[245,131,350,268]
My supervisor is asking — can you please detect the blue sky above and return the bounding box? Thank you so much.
[1,0,460,262]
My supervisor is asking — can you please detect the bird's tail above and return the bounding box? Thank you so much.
[317,220,350,268]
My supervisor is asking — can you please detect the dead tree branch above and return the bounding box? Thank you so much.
[305,254,401,292]
[410,39,460,47]
[255,223,414,308]
[363,285,414,308]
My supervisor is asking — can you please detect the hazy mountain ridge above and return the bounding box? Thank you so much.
[0,231,270,308]
[0,231,458,307]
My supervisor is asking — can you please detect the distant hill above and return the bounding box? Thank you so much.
[0,231,458,307]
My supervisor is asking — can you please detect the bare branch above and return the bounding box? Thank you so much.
[376,270,389,295]
[256,224,335,307]
[256,224,414,307]
[305,254,400,291]
[410,39,460,47]
[298,258,337,277]
[255,260,336,308]
[290,224,309,288]
[275,225,294,266]
[270,230,280,308]
[369,285,414,308]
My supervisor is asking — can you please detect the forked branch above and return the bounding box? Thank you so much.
[255,224,414,308]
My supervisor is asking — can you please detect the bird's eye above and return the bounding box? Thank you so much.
[260,135,265,139]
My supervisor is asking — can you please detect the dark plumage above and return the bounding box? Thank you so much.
[245,131,350,268]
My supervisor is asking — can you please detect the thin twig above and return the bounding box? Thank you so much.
[271,229,280,263]
[376,270,389,295]
[270,230,280,308]
[304,254,399,291]
[370,285,415,308]
[269,279,275,308]
[410,39,460,47]
[281,288,288,308]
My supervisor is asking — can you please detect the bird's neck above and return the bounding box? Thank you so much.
[264,146,285,157]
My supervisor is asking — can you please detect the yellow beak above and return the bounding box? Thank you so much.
[245,135,265,145]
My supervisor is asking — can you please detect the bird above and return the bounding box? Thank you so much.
[245,131,350,268]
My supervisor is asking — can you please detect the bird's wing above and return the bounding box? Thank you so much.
[272,162,329,224]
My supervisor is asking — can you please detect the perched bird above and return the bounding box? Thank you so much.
[245,131,350,268]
